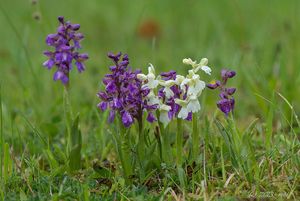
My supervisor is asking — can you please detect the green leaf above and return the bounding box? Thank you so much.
[44,149,59,170]
[68,114,82,172]
[3,142,13,184]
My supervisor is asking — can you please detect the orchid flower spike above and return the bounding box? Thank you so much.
[183,57,211,75]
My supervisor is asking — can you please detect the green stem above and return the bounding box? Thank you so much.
[154,125,163,162]
[192,113,199,161]
[118,120,133,183]
[156,111,169,164]
[176,118,183,167]
[137,119,144,159]
[63,78,73,155]
[137,119,145,179]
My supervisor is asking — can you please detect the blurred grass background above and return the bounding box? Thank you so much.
[0,0,300,153]
[0,1,300,199]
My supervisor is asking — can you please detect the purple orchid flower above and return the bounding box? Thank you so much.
[207,69,236,116]
[43,16,88,84]
[97,52,152,128]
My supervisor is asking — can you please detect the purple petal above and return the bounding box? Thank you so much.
[108,52,121,62]
[147,112,156,123]
[75,61,85,72]
[106,81,117,93]
[97,92,108,100]
[226,71,236,78]
[98,101,108,111]
[206,81,220,89]
[53,71,69,84]
[217,99,233,116]
[219,92,228,99]
[46,34,58,46]
[108,110,115,123]
[185,112,192,121]
[122,111,134,127]
[113,98,121,108]
[226,87,236,95]
[43,59,55,69]
[77,53,89,61]
[71,24,80,31]
[43,50,53,57]
[58,16,64,23]
[161,70,177,80]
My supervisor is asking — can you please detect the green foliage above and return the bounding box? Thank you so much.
[0,0,300,200]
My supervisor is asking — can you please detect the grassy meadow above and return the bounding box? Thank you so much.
[0,0,299,200]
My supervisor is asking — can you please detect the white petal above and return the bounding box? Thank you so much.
[148,96,160,105]
[183,58,195,66]
[160,104,171,111]
[148,63,155,75]
[201,66,211,75]
[175,75,185,84]
[137,74,147,81]
[178,107,189,119]
[187,100,201,113]
[163,87,174,99]
[199,58,208,66]
[194,80,206,92]
[175,98,187,106]
[148,79,159,89]
[159,111,171,127]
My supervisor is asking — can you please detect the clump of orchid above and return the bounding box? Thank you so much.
[137,57,211,166]
[96,51,239,183]
[137,57,211,128]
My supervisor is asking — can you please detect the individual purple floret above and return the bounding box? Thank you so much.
[97,52,149,128]
[43,16,88,84]
[207,69,236,116]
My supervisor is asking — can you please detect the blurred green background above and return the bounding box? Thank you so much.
[0,0,300,152]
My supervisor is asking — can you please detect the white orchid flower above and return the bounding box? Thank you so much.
[159,80,177,99]
[175,94,201,119]
[159,103,172,127]
[147,91,160,105]
[175,99,189,119]
[137,63,159,90]
[186,94,201,113]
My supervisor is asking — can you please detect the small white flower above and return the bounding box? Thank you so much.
[159,103,171,127]
[201,66,212,75]
[147,91,160,105]
[175,99,188,119]
[183,58,197,67]
[159,80,176,98]
[137,63,159,90]
[186,95,201,113]
[187,78,206,96]
[137,74,147,81]
[183,57,211,75]
[199,58,208,66]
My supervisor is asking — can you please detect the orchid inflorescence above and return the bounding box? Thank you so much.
[43,16,89,84]
[207,69,236,116]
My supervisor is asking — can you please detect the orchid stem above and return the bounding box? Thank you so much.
[63,82,73,155]
[118,119,133,184]
[137,119,145,179]
[192,112,199,161]
[176,118,183,167]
